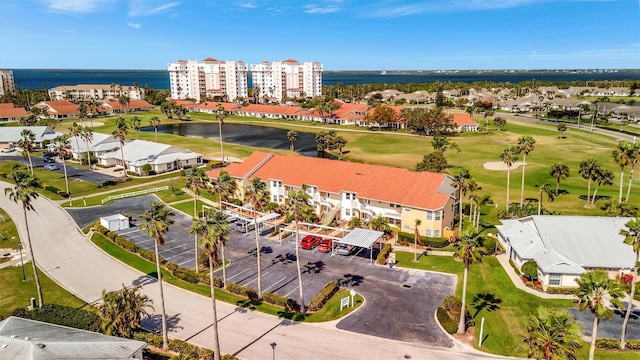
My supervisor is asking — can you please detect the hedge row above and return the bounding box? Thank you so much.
[376,243,392,265]
[397,232,449,248]
[262,292,300,312]
[133,331,226,359]
[546,287,579,295]
[436,306,458,334]
[508,259,521,276]
[12,304,100,332]
[596,338,640,350]
[226,283,259,301]
[308,281,339,312]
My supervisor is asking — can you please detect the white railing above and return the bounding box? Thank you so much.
[101,186,169,204]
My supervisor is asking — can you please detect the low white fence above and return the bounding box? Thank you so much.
[101,186,169,204]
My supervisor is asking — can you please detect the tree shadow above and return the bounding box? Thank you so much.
[260,246,273,254]
[303,261,325,274]
[132,274,156,287]
[145,312,183,333]
[471,293,502,318]
[556,189,570,195]
[338,273,364,287]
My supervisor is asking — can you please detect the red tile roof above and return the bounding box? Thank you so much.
[0,103,15,109]
[209,152,452,210]
[0,106,27,118]
[203,57,217,62]
[283,58,298,63]
[105,100,153,110]
[240,103,303,115]
[195,102,240,111]
[451,113,477,126]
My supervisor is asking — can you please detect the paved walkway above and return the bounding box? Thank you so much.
[0,249,30,270]
[1,180,510,360]
[495,254,575,300]
[60,175,181,206]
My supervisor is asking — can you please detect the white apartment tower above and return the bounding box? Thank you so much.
[167,58,248,101]
[250,59,323,103]
[0,70,16,97]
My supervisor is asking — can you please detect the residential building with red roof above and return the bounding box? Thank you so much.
[99,100,154,115]
[48,84,145,101]
[451,113,478,132]
[250,60,323,103]
[32,100,79,120]
[0,103,28,122]
[208,152,458,237]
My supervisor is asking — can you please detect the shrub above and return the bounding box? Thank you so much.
[546,287,579,295]
[441,295,462,322]
[308,281,339,312]
[57,190,69,198]
[521,260,538,281]
[595,338,621,349]
[139,248,165,265]
[96,226,109,235]
[508,259,521,276]
[397,232,449,248]
[133,331,221,358]
[12,304,100,332]
[627,340,640,350]
[482,237,496,252]
[173,266,200,284]
[436,306,458,334]
[106,231,118,241]
[45,185,60,194]
[115,236,139,253]
[262,292,301,312]
[376,243,392,265]
[165,262,179,273]
[101,179,118,187]
[198,273,223,288]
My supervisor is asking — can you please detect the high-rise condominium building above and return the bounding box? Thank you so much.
[167,58,248,101]
[0,70,16,97]
[250,59,323,102]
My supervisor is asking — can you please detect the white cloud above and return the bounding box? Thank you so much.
[128,0,180,17]
[239,2,257,9]
[127,22,142,29]
[362,0,555,18]
[62,29,77,35]
[303,4,341,14]
[42,0,117,14]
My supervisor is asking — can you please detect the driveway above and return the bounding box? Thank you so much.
[67,195,456,347]
[0,154,115,185]
[570,305,640,341]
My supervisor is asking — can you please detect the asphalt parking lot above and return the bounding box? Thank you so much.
[66,195,456,347]
[0,154,115,185]
[570,305,640,341]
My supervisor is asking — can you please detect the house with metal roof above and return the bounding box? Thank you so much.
[0,316,146,359]
[0,126,61,146]
[496,216,635,290]
[99,139,203,175]
[69,132,123,162]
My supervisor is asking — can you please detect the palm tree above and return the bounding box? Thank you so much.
[366,215,390,233]
[79,127,94,169]
[200,208,228,360]
[243,177,270,298]
[452,168,471,231]
[113,117,129,178]
[99,284,153,338]
[215,104,228,164]
[5,169,43,307]
[69,123,82,164]
[613,141,632,202]
[550,163,570,196]
[620,218,640,349]
[517,136,536,206]
[285,186,314,314]
[501,145,520,209]
[77,102,88,127]
[579,159,601,207]
[149,116,161,142]
[591,168,614,207]
[210,171,237,210]
[535,183,555,215]
[130,116,142,139]
[53,135,71,202]
[185,167,208,219]
[189,217,206,274]
[523,307,582,360]
[576,270,623,360]
[454,230,485,334]
[287,130,298,151]
[139,201,173,351]
[17,129,36,175]
[472,195,493,229]
[413,219,421,262]
[625,143,640,203]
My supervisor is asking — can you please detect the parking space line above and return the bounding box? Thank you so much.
[240,272,269,286]
[227,268,250,281]
[285,282,305,298]
[134,238,155,245]
[262,276,287,293]
[177,258,194,267]
[165,248,193,261]
[118,230,139,236]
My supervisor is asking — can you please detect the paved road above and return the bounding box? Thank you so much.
[0,180,509,360]
[0,154,115,185]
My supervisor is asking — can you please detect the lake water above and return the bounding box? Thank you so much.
[142,123,326,157]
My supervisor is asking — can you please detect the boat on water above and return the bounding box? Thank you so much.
[380,70,387,75]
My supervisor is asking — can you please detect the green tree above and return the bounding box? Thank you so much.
[189,217,207,273]
[576,270,623,360]
[415,152,448,173]
[5,170,43,307]
[523,307,581,360]
[550,163,570,196]
[363,104,397,130]
[521,260,539,281]
[557,123,568,137]
[77,102,87,127]
[501,146,520,209]
[625,143,640,203]
[285,186,314,313]
[17,129,36,175]
[69,122,83,165]
[185,167,208,221]
[452,169,472,231]
[367,215,390,233]
[517,136,536,206]
[149,116,161,142]
[287,130,298,151]
[139,201,173,351]
[53,135,71,201]
[579,159,601,207]
[413,219,421,262]
[590,168,614,207]
[494,117,506,131]
[216,104,228,164]
[99,284,153,338]
[113,117,128,178]
[431,134,460,154]
[613,141,632,202]
[454,230,485,334]
[79,126,94,168]
[243,177,270,297]
[348,216,361,229]
[620,218,640,349]
[472,195,493,229]
[130,116,142,139]
[210,171,237,210]
[535,183,555,215]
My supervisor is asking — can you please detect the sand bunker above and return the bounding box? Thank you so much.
[483,161,526,171]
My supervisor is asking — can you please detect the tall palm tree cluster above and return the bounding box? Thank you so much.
[451,169,491,231]
[99,284,153,338]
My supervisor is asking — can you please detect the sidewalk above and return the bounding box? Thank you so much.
[495,254,575,300]
[0,249,30,270]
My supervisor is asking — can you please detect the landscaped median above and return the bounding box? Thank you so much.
[89,230,363,322]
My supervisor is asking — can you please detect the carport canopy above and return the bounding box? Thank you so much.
[337,228,384,249]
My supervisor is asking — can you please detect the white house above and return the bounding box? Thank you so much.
[69,132,123,161]
[0,126,61,146]
[99,139,203,175]
[496,216,635,290]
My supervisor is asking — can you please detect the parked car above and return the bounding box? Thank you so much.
[336,243,357,256]
[42,152,57,163]
[43,163,59,171]
[235,221,255,232]
[2,146,15,153]
[300,235,321,250]
[317,238,336,253]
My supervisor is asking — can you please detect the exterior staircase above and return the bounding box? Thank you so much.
[322,204,341,225]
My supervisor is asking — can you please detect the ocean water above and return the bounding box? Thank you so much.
[10,69,640,90]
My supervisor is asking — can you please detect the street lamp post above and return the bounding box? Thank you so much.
[17,240,25,281]
[270,342,277,360]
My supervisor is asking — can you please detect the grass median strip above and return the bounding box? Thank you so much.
[90,232,361,322]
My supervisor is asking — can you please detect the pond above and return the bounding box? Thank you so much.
[142,122,330,158]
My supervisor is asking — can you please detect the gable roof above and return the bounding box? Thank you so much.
[0,126,61,143]
[0,106,28,118]
[0,316,146,360]
[451,113,477,126]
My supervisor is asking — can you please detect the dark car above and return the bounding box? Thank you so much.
[42,152,57,163]
[317,238,336,253]
[300,235,321,250]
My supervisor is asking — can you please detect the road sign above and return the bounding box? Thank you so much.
[340,296,350,311]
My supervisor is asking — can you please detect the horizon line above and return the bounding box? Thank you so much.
[5,68,640,72]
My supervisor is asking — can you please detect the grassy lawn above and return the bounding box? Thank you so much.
[64,178,189,207]
[170,199,207,217]
[0,207,20,249]
[90,232,362,322]
[0,265,90,318]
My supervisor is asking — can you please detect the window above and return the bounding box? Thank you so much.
[345,209,351,216]
[404,208,411,212]
[345,193,351,200]
[435,211,441,221]
[426,229,432,237]
[389,203,395,208]
[549,273,561,286]
[426,211,433,220]
[434,230,440,237]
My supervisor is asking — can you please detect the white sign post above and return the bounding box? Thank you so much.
[478,317,485,347]
[350,289,356,307]
[340,296,350,312]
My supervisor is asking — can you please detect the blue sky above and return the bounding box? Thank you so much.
[1,0,639,70]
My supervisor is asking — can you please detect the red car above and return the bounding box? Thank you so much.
[300,235,321,250]
[317,238,335,253]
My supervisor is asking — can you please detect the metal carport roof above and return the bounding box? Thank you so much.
[338,228,384,249]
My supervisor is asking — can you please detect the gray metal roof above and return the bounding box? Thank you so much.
[339,228,384,249]
[0,316,146,359]
[0,126,61,144]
